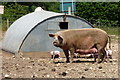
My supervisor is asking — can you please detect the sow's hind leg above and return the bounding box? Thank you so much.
[96,44,103,63]
[101,49,107,63]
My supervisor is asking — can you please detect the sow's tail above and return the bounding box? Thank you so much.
[108,35,111,50]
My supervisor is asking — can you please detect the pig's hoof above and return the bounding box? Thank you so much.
[97,61,102,64]
[66,61,70,63]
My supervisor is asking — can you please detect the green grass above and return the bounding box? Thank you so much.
[96,26,119,35]
[1,22,8,31]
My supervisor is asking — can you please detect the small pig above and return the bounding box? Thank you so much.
[73,52,80,58]
[76,48,98,54]
[50,51,60,59]
[75,48,98,61]
[106,49,112,60]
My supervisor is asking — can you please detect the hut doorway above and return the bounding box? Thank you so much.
[59,22,68,29]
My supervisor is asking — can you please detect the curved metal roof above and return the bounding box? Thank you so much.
[2,10,63,53]
[2,10,93,53]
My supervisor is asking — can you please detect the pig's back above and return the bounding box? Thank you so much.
[57,28,107,39]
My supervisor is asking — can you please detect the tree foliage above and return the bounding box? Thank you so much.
[1,2,119,27]
[2,2,60,22]
[75,2,119,26]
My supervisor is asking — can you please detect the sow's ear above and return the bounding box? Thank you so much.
[49,33,55,37]
[58,35,63,44]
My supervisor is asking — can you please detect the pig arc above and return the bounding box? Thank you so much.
[49,28,111,63]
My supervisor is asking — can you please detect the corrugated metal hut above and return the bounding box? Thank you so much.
[2,10,94,53]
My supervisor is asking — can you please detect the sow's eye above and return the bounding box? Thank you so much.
[58,35,63,44]
[49,33,55,37]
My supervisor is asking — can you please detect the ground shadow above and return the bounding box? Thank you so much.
[73,60,95,63]
[54,61,65,64]
[53,59,96,64]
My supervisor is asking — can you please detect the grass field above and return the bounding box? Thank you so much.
[96,26,119,35]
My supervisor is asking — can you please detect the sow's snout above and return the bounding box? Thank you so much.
[53,40,60,47]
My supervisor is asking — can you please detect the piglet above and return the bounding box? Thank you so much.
[106,49,112,59]
[50,51,60,59]
[75,48,98,61]
[76,48,98,54]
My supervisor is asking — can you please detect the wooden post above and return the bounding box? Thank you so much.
[7,19,9,29]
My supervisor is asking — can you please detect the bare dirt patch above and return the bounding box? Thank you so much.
[0,32,119,79]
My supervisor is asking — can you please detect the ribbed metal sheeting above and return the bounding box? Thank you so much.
[2,11,63,53]
[2,10,93,53]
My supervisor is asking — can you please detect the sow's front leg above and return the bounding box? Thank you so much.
[69,48,75,63]
[63,50,70,63]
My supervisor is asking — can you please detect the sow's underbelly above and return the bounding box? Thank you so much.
[75,44,93,50]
